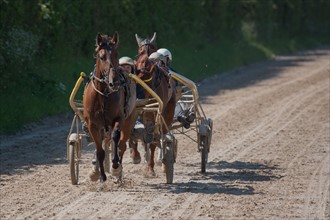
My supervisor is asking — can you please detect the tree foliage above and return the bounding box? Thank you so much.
[1,0,328,60]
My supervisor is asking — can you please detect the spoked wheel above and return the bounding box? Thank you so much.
[162,134,175,184]
[69,140,80,185]
[200,135,208,173]
[207,118,213,149]
[198,118,212,173]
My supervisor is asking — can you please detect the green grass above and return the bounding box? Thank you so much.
[172,38,272,81]
[0,55,93,133]
[172,34,329,81]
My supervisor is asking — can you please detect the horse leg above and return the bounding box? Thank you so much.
[97,144,107,182]
[130,115,142,164]
[163,93,176,133]
[130,138,141,164]
[118,133,127,163]
[111,124,122,178]
[120,114,138,163]
[88,124,106,182]
[143,142,150,163]
[146,143,156,176]
[124,112,141,164]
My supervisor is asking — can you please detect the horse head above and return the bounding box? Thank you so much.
[135,32,157,57]
[95,32,120,91]
[135,54,157,87]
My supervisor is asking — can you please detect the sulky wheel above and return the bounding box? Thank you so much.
[68,133,80,185]
[162,134,175,184]
[207,118,213,150]
[198,119,212,173]
[200,135,209,173]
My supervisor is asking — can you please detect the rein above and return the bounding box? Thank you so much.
[137,64,161,92]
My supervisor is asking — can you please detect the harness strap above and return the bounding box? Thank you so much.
[153,67,162,91]
[91,77,107,96]
[90,68,121,97]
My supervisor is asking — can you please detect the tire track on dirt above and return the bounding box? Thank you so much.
[303,153,330,219]
[14,171,84,219]
[121,193,175,219]
[233,81,328,160]
[164,193,200,219]
[209,67,328,163]
[235,92,329,219]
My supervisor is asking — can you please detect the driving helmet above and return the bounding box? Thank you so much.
[119,56,134,66]
[157,48,172,63]
[149,52,166,64]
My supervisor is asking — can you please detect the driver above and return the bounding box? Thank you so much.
[148,51,167,68]
[119,56,145,100]
[119,56,134,74]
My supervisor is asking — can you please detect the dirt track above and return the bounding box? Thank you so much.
[1,48,329,220]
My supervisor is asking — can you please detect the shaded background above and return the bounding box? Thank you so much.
[0,0,329,133]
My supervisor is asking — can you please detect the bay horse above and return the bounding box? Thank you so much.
[133,33,176,176]
[83,32,136,182]
[130,32,158,163]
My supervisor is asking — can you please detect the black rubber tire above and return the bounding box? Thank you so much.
[163,142,174,184]
[200,135,208,173]
[207,118,213,150]
[69,143,79,185]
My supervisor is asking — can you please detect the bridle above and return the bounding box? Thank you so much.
[135,42,157,80]
[137,41,153,57]
[136,57,161,92]
[136,40,157,59]
[91,43,121,96]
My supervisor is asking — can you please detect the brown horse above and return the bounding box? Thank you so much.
[133,39,176,176]
[130,32,158,163]
[83,33,136,182]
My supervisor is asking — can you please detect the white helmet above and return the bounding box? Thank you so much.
[157,48,172,63]
[119,56,134,66]
[149,52,166,64]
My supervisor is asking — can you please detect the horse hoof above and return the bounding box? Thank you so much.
[149,171,156,177]
[161,163,166,173]
[156,159,162,166]
[89,170,100,182]
[132,156,141,164]
[145,167,156,177]
[111,165,122,177]
[100,173,107,182]
[131,152,141,164]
